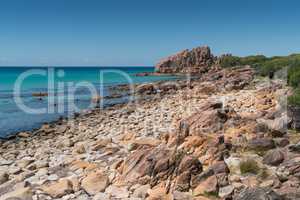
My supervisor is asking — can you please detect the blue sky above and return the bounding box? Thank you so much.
[0,0,299,66]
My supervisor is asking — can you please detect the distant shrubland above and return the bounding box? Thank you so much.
[219,54,300,106]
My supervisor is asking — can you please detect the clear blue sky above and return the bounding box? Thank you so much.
[0,0,299,66]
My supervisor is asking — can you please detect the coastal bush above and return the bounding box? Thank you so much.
[219,55,267,69]
[240,55,268,65]
[219,53,300,77]
[288,66,300,88]
[218,55,241,68]
[219,53,300,106]
[288,89,300,107]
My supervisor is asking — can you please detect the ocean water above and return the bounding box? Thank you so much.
[0,67,177,138]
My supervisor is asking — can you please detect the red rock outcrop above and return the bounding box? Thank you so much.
[155,46,215,74]
[118,145,202,192]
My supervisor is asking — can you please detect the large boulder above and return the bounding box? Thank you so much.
[248,138,276,151]
[155,46,215,74]
[193,175,218,196]
[42,179,74,198]
[81,170,109,195]
[177,101,238,137]
[119,145,202,191]
[257,116,290,137]
[263,149,285,166]
[120,145,175,184]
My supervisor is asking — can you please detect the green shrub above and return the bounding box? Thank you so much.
[240,159,260,175]
[219,53,300,102]
[203,191,219,198]
[219,53,300,77]
[219,55,241,68]
[288,65,300,88]
[219,53,300,107]
[240,55,268,66]
[288,89,300,107]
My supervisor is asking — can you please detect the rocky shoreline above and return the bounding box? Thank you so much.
[0,43,299,200]
[1,65,300,200]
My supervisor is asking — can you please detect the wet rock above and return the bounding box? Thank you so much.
[92,95,102,104]
[56,124,68,134]
[136,83,155,94]
[32,92,48,97]
[263,149,285,166]
[18,132,31,138]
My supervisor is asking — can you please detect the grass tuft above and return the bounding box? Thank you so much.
[240,159,260,175]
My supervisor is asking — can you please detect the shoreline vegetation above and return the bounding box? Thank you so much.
[0,45,300,199]
[217,53,300,107]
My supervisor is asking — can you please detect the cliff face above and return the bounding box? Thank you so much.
[155,46,215,74]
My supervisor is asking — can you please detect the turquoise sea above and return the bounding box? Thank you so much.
[0,67,177,138]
